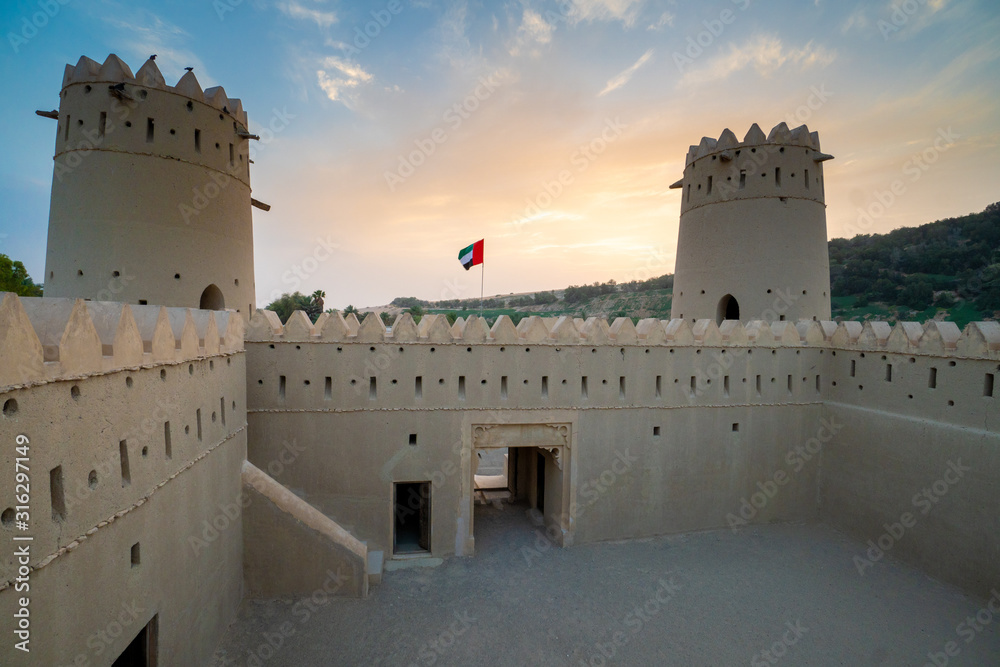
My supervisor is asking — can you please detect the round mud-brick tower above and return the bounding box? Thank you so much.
[42,54,259,319]
[669,122,833,324]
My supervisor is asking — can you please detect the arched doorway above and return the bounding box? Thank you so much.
[717,294,739,324]
[199,284,225,310]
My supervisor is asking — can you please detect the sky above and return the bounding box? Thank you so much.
[1,0,998,310]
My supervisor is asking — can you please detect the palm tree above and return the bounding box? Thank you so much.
[343,304,358,316]
[311,290,325,313]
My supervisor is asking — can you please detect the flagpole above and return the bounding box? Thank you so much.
[480,261,484,318]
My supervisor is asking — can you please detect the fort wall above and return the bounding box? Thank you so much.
[0,293,246,664]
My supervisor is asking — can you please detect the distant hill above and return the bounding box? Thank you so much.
[376,202,1000,329]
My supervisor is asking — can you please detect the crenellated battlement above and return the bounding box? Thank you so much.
[0,292,244,391]
[245,310,1000,360]
[61,54,248,126]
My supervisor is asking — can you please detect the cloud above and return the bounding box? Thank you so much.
[279,1,337,28]
[317,56,373,107]
[646,11,675,32]
[680,35,836,86]
[569,0,645,27]
[104,13,213,86]
[599,48,654,96]
[508,8,554,56]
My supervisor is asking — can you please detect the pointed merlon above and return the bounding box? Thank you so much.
[62,64,76,88]
[343,312,361,336]
[766,122,791,143]
[204,86,229,111]
[743,123,766,145]
[0,293,45,388]
[355,312,386,343]
[98,54,136,83]
[131,305,176,360]
[517,316,549,343]
[20,297,103,375]
[610,317,638,344]
[663,318,694,345]
[247,309,282,341]
[69,56,101,84]
[462,315,491,343]
[450,317,466,338]
[548,316,581,344]
[421,313,453,343]
[489,315,519,343]
[717,128,739,150]
[957,322,1000,357]
[390,313,419,342]
[636,318,667,345]
[720,320,749,345]
[135,57,166,89]
[174,70,204,99]
[695,136,718,160]
[581,317,612,345]
[319,311,351,341]
[744,320,775,345]
[789,124,812,146]
[84,301,143,366]
[795,320,825,346]
[283,310,315,341]
[920,321,960,353]
[692,319,722,346]
[809,131,821,151]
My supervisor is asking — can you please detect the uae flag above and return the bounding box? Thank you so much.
[458,239,484,270]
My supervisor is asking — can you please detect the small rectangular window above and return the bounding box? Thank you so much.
[119,440,131,487]
[885,364,893,382]
[64,115,70,142]
[501,376,508,400]
[50,466,66,521]
[787,374,793,394]
[850,360,856,377]
[690,375,697,398]
[409,433,418,446]
[653,426,661,437]
[619,376,626,400]
[229,143,235,166]
[732,423,739,432]
[279,375,286,400]
[541,376,549,399]
[985,373,995,398]
[220,397,226,426]
[369,377,377,400]
[146,117,154,143]
[164,422,172,460]
[98,112,107,138]
[195,128,201,153]
[196,408,202,441]
[686,184,691,202]
[739,170,746,190]
[415,376,423,399]
[581,376,588,400]
[929,367,937,389]
[655,375,662,399]
[755,374,762,397]
[723,375,730,398]
[775,167,781,188]
[131,542,141,567]
[458,376,466,401]
[706,175,713,195]
[325,376,332,400]
[815,375,821,393]
[804,168,810,189]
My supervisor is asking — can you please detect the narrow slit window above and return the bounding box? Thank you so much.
[220,397,226,426]
[369,377,377,400]
[885,364,893,382]
[815,375,821,393]
[195,128,201,153]
[279,375,286,400]
[581,376,588,400]
[686,184,691,202]
[196,408,202,441]
[325,376,332,399]
[146,118,154,143]
[655,375,662,399]
[415,376,423,399]
[775,167,781,187]
[458,376,466,401]
[787,374,793,394]
[706,175,713,195]
[619,376,626,400]
[985,373,995,398]
[98,112,107,138]
[690,375,697,398]
[501,375,508,400]
[164,421,172,460]
[119,440,131,487]
[541,376,549,399]
[723,375,730,398]
[929,367,937,389]
[739,170,746,189]
[850,360,856,377]
[755,374,762,397]
[64,115,70,141]
[50,466,66,521]
[131,542,140,567]
[804,168,810,189]
[229,143,234,166]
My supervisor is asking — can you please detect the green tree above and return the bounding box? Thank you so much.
[264,292,312,324]
[342,304,358,316]
[0,254,43,297]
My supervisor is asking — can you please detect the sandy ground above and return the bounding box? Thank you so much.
[213,504,1000,666]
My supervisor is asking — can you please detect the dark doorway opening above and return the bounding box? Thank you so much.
[394,482,430,554]
[199,284,225,310]
[717,294,740,324]
[113,614,157,666]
